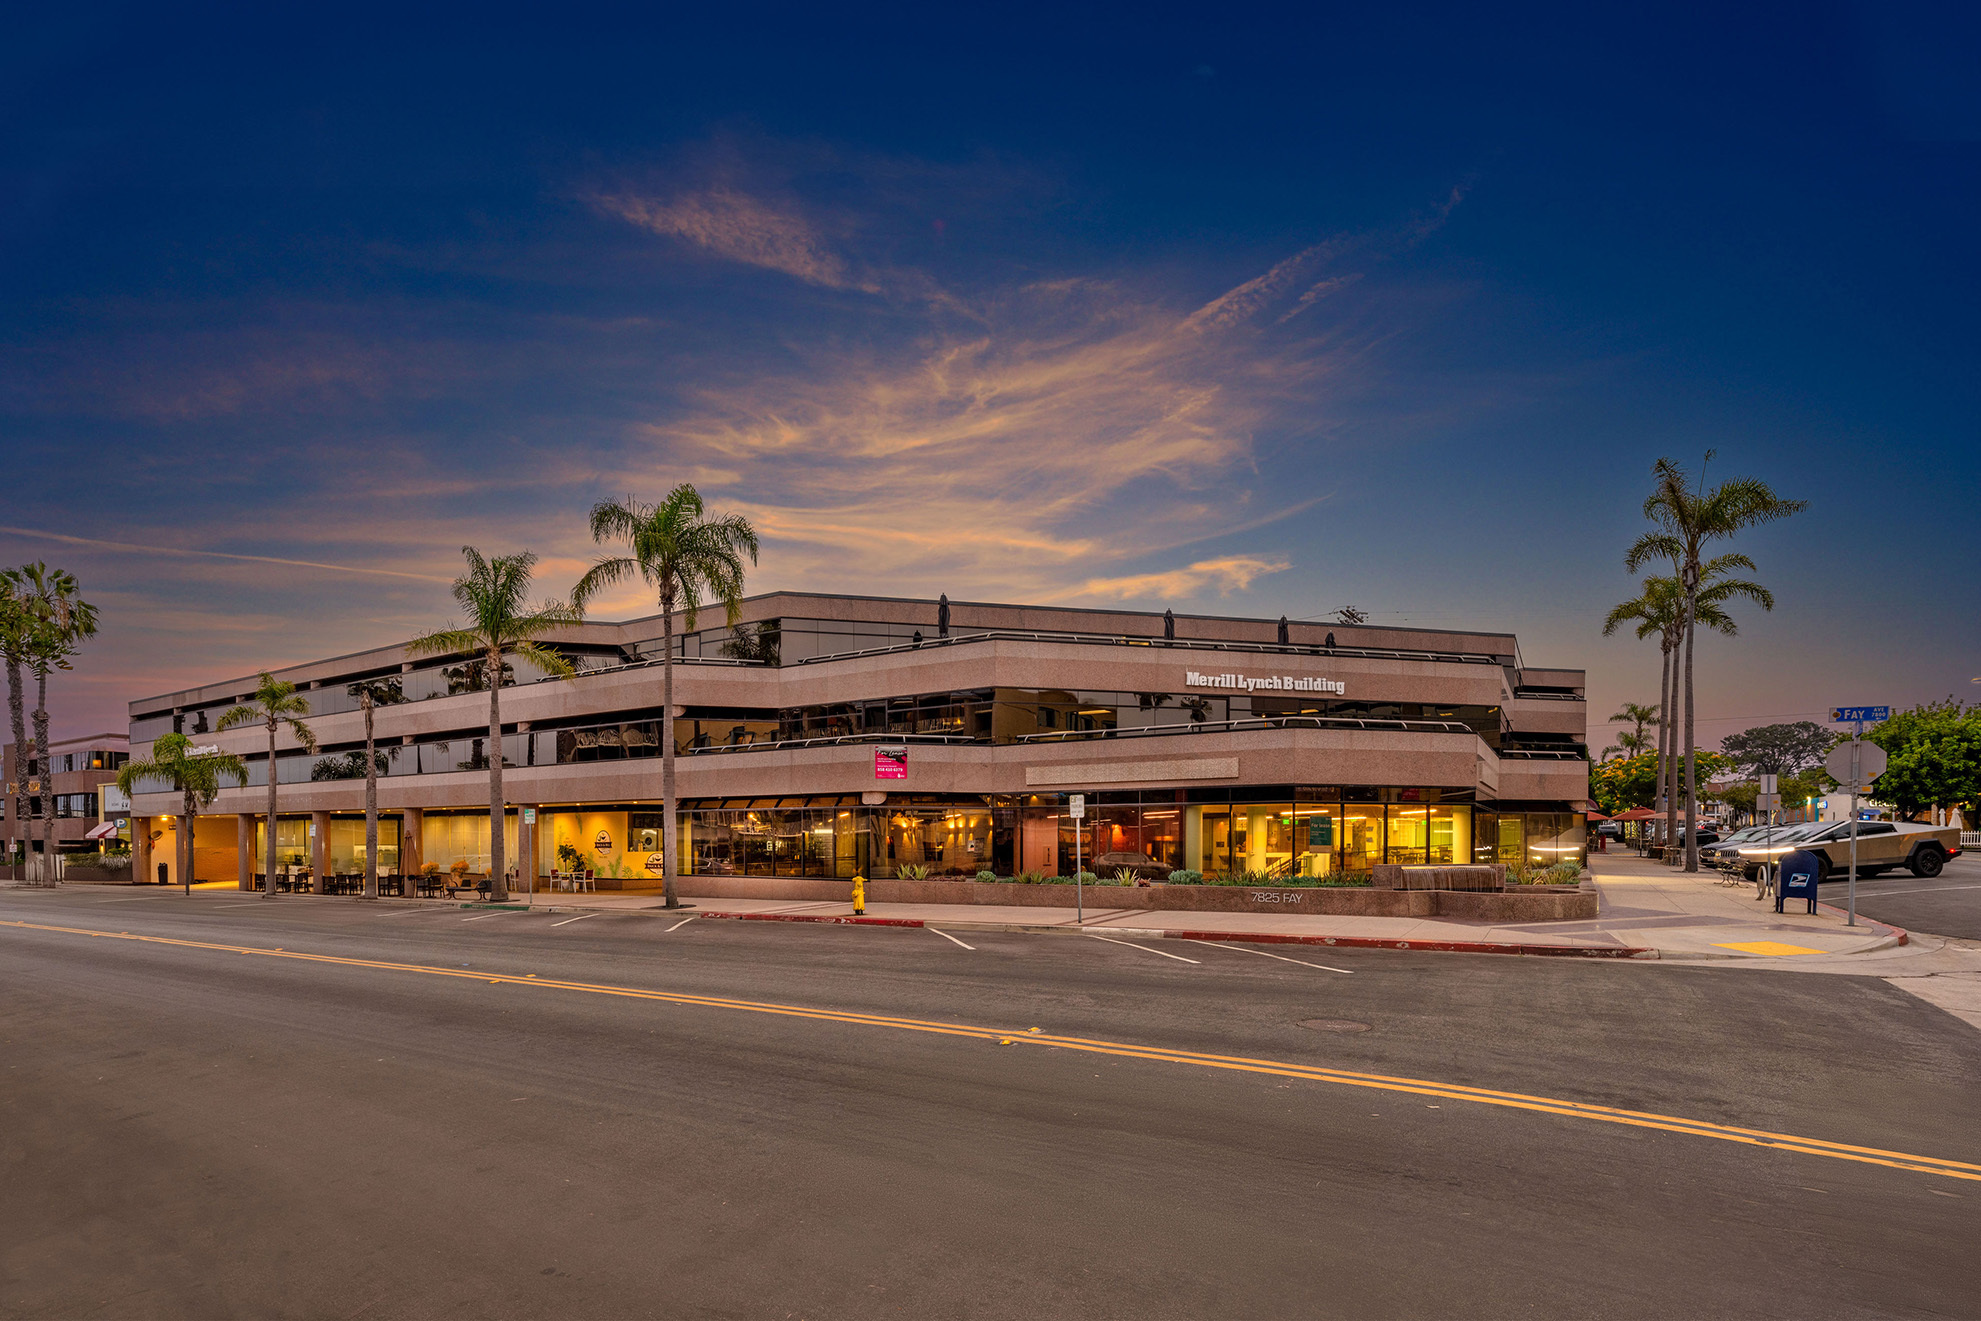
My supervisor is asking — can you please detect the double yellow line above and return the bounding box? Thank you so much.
[10,917,1980,1185]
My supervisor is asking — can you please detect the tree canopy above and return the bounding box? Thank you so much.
[1719,721,1833,777]
[1869,700,1981,821]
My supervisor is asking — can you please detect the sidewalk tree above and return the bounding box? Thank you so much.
[115,732,247,887]
[219,672,319,894]
[1869,701,1981,824]
[1625,455,1803,870]
[0,577,25,866]
[573,486,758,910]
[408,548,580,902]
[347,677,406,899]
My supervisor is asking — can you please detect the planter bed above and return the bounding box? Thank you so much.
[668,874,1598,921]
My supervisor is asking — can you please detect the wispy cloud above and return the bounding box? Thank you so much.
[0,526,456,582]
[1042,555,1293,602]
[590,187,871,291]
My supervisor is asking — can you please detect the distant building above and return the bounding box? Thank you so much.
[3,733,132,859]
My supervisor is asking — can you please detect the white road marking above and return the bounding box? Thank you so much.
[1198,941,1353,974]
[1849,882,1981,899]
[927,927,975,950]
[549,913,596,928]
[462,910,519,922]
[664,916,697,933]
[1085,933,1199,964]
[373,907,439,917]
[93,897,158,903]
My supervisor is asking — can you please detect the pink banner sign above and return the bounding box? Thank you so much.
[874,745,908,779]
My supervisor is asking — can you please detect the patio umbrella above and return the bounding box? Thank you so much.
[1585,809,1610,822]
[1616,807,1657,821]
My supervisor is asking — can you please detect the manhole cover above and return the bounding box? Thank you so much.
[1299,1018,1371,1033]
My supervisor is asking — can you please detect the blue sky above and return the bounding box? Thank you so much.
[4,3,1977,744]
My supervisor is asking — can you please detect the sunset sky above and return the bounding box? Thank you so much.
[5,4,1977,747]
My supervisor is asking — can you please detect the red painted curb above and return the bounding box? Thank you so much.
[1167,929,1655,959]
[1814,901,1908,946]
[694,910,928,929]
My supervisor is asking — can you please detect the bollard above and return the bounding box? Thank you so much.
[851,873,866,916]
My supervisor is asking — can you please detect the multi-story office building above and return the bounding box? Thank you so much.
[123,594,1589,888]
[4,733,131,860]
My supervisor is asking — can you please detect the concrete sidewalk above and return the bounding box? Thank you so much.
[507,855,1908,960]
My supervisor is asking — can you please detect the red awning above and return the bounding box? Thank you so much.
[1615,807,1657,821]
[1585,809,1611,821]
[84,821,121,840]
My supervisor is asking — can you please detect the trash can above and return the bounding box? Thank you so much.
[157,862,169,886]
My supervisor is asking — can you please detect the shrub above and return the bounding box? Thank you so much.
[1016,870,1050,884]
[1507,860,1582,886]
[975,869,996,882]
[1167,869,1204,885]
[898,863,932,881]
[1107,868,1138,886]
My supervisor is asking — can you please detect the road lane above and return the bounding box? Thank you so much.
[2,886,1977,1318]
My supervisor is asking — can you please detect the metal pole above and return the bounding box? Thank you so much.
[1075,812,1083,925]
[1846,721,1861,927]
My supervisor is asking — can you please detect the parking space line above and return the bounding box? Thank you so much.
[664,916,697,933]
[549,913,596,928]
[1200,941,1353,974]
[1086,933,1199,964]
[1850,882,1981,899]
[927,927,975,950]
[462,911,520,922]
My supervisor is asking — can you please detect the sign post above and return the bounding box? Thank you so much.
[1755,774,1779,898]
[1069,793,1086,924]
[1826,708,1891,928]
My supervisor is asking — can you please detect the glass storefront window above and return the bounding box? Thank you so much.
[1427,805,1471,865]
[1341,805,1384,874]
[422,813,518,877]
[1291,803,1339,876]
[1387,805,1430,866]
[327,817,399,874]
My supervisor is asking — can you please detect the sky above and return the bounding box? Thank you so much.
[3,2,1978,749]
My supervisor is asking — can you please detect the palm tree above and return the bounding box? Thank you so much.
[115,732,247,888]
[219,673,319,895]
[1609,701,1659,756]
[573,487,759,910]
[4,564,99,883]
[0,577,24,877]
[407,548,581,902]
[1628,455,1805,871]
[348,677,406,899]
[1604,577,1685,850]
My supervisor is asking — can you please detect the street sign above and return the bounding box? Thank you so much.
[1824,740,1888,787]
[1756,792,1781,811]
[1758,774,1778,794]
[1830,706,1890,724]
[1069,793,1086,819]
[522,807,536,825]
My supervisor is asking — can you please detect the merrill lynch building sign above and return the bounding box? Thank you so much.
[1185,670,1345,695]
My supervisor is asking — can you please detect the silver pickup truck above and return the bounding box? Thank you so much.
[1702,821,1962,881]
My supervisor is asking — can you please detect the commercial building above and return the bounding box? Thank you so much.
[123,594,1589,888]
[4,733,131,861]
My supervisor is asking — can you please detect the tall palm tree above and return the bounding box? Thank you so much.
[4,564,98,883]
[0,579,24,877]
[1629,455,1805,870]
[219,673,319,895]
[115,732,248,888]
[573,487,758,910]
[407,548,581,902]
[348,677,406,899]
[1604,576,1685,848]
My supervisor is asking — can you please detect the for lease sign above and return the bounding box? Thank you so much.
[874,745,908,779]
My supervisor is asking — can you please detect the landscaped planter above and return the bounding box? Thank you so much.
[668,874,1599,921]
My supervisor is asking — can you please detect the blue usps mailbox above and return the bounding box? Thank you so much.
[1776,848,1821,914]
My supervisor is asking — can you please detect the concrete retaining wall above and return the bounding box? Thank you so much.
[667,875,1597,921]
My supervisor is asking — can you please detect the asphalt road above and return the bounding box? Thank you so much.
[1833,848,1981,941]
[3,887,1979,1320]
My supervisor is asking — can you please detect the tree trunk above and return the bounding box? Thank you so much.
[32,668,51,883]
[487,647,506,903]
[1658,639,1675,859]
[264,716,279,896]
[661,589,679,909]
[1683,601,1699,873]
[363,694,378,900]
[4,658,24,879]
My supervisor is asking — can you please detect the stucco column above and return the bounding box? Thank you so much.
[516,805,536,897]
[133,817,152,887]
[236,814,254,890]
[311,811,330,894]
[401,807,424,884]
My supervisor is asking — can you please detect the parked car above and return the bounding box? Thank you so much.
[1708,821,1961,881]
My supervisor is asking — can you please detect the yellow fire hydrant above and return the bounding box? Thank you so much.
[851,873,866,916]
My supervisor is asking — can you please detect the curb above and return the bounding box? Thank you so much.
[1816,901,1909,948]
[682,907,1656,957]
